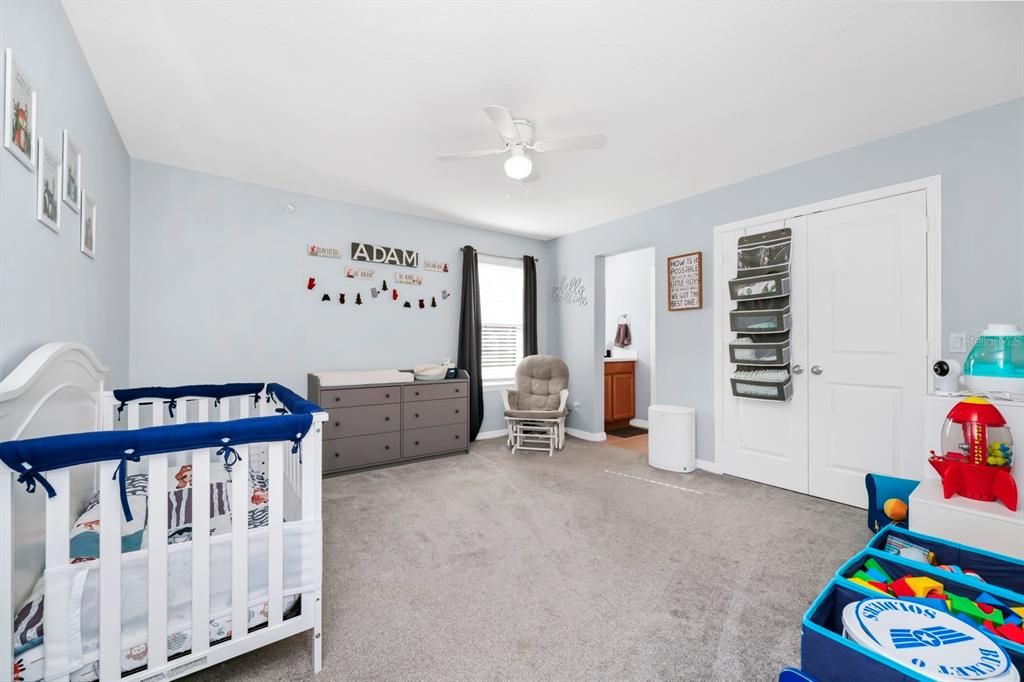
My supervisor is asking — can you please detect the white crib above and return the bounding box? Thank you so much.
[0,343,326,682]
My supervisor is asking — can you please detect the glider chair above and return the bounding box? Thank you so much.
[501,355,569,456]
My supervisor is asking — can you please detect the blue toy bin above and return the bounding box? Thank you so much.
[866,524,1024,596]
[802,579,941,681]
[836,548,1024,658]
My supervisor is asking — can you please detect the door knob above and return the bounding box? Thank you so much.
[811,365,824,375]
[792,365,804,375]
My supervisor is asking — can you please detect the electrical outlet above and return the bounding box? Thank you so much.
[949,333,967,353]
[569,400,581,412]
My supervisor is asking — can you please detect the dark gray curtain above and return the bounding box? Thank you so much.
[457,245,484,440]
[523,255,538,357]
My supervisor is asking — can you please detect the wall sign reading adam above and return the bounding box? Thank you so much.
[351,242,419,268]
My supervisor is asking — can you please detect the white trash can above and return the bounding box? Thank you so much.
[648,404,696,473]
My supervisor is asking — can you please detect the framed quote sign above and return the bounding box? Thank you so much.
[667,251,702,311]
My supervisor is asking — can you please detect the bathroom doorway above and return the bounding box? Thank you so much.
[601,247,656,453]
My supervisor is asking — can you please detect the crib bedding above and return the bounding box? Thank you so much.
[11,463,307,682]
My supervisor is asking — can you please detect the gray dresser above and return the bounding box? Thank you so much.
[307,371,470,474]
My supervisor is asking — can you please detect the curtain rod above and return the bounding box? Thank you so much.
[459,246,539,262]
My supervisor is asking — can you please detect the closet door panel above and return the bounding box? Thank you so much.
[720,217,809,493]
[807,191,928,508]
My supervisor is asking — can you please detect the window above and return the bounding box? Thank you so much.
[479,255,523,384]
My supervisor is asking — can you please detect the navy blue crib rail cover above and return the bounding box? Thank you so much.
[0,382,323,521]
[113,382,265,418]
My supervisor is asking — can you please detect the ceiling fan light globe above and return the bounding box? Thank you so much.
[504,154,532,180]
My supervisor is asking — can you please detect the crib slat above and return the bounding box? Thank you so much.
[98,460,122,681]
[127,401,140,430]
[43,469,72,681]
[267,442,284,626]
[231,444,249,641]
[219,398,229,422]
[177,398,188,424]
[1,473,13,682]
[191,448,211,654]
[240,396,250,419]
[147,453,169,668]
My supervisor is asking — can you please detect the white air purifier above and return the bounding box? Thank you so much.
[648,404,696,473]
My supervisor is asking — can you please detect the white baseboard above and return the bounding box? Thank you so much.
[566,428,606,442]
[628,419,649,429]
[696,458,722,475]
[476,429,507,440]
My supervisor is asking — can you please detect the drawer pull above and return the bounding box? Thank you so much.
[334,397,340,402]
[414,441,419,446]
[455,409,460,414]
[455,388,460,393]
[385,393,390,398]
[334,421,340,427]
[455,435,460,440]
[415,391,420,396]
[385,416,390,421]
[414,413,420,418]
[384,445,390,450]
[334,452,340,458]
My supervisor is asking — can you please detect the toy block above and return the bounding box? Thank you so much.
[948,593,990,623]
[1006,613,1023,627]
[849,576,888,594]
[853,570,876,584]
[900,596,949,613]
[864,568,889,584]
[904,576,944,598]
[1011,606,1024,620]
[997,623,1024,645]
[977,592,1009,611]
[983,620,999,635]
[864,558,892,583]
[867,580,891,595]
[889,577,916,598]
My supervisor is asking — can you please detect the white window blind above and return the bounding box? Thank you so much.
[479,256,523,383]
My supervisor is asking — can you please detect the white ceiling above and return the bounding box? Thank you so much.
[63,1,1023,239]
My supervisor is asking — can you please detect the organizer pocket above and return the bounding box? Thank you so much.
[729,308,791,334]
[737,228,792,271]
[730,367,792,401]
[728,270,791,301]
[730,334,790,366]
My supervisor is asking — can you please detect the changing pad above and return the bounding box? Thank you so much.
[314,369,414,386]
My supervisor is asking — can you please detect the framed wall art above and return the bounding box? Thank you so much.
[62,129,82,211]
[4,48,37,170]
[667,251,702,311]
[80,192,96,259]
[36,137,61,232]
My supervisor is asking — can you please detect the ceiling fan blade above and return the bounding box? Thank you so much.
[532,134,607,153]
[436,148,507,161]
[483,105,521,142]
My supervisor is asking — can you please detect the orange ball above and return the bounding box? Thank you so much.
[884,498,908,522]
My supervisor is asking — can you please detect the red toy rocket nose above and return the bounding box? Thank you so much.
[307,277,316,290]
[947,397,1007,427]
[392,288,399,300]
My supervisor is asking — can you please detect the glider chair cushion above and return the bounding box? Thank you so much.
[503,355,569,418]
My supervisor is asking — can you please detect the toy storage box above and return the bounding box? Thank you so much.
[866,524,1024,594]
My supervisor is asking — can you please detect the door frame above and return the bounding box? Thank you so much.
[712,176,942,482]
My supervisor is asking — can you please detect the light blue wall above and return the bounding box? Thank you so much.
[603,247,655,422]
[0,0,131,383]
[550,98,1024,460]
[129,160,551,433]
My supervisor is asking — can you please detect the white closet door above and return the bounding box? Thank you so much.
[807,191,928,508]
[721,217,809,494]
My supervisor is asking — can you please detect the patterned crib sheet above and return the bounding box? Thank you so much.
[12,463,276,681]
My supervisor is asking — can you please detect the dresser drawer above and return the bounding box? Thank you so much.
[320,385,400,408]
[324,403,401,439]
[403,397,467,429]
[403,423,468,459]
[323,432,400,472]
[403,382,467,402]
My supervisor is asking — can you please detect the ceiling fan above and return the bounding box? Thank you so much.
[437,105,607,180]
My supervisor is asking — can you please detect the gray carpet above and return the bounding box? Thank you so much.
[188,437,866,681]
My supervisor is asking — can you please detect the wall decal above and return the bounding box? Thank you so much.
[345,266,375,280]
[307,244,342,258]
[321,293,331,302]
[370,287,380,298]
[424,260,449,273]
[307,276,316,290]
[339,293,346,304]
[441,289,451,300]
[395,272,422,286]
[355,293,363,305]
[430,296,437,308]
[551,276,589,307]
[403,301,411,308]
[667,251,703,311]
[351,242,418,268]
[392,288,399,301]
[418,299,425,309]
[381,279,389,291]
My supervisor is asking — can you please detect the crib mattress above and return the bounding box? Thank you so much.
[11,463,318,682]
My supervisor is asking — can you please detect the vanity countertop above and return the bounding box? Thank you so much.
[604,357,636,363]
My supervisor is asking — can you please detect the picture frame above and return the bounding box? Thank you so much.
[4,48,37,170]
[36,137,61,232]
[62,129,82,212]
[80,192,96,259]
[667,251,703,311]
